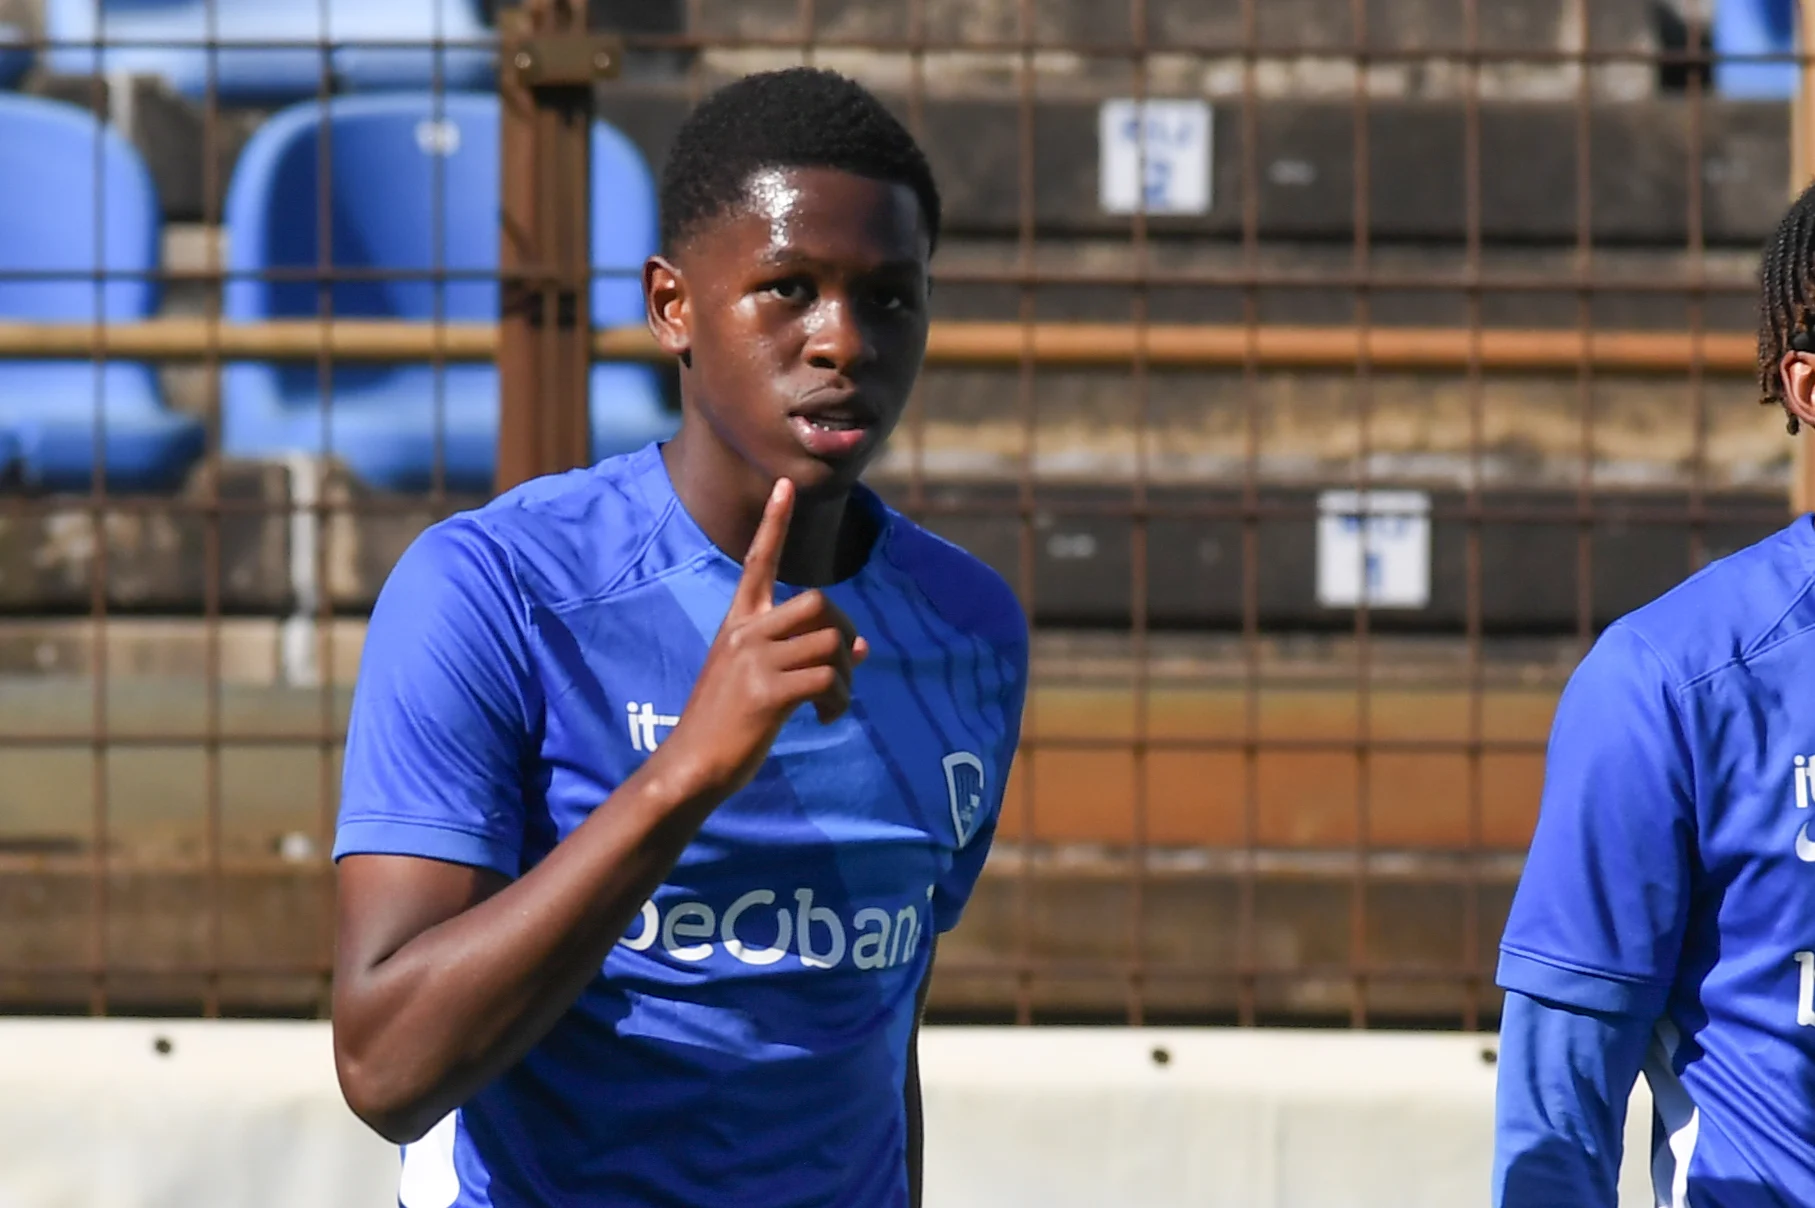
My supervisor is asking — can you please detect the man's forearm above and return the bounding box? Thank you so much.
[333,759,725,1144]
[1492,990,1653,1208]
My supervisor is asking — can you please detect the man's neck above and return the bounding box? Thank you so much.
[661,432,872,588]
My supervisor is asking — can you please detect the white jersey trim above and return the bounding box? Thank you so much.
[399,1111,461,1208]
[1644,1020,1701,1208]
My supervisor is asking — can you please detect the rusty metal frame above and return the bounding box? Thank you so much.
[0,0,1787,1031]
[0,318,1762,372]
[494,0,613,495]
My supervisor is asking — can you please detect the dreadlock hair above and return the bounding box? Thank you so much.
[1758,178,1815,435]
[658,67,941,257]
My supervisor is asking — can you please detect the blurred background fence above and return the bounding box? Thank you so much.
[0,0,1801,1032]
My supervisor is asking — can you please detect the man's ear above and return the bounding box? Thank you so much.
[1782,348,1815,430]
[644,255,691,369]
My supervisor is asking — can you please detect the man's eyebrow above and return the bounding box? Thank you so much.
[752,249,926,275]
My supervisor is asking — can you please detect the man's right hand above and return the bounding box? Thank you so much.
[651,478,869,802]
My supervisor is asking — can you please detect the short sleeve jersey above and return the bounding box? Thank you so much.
[1498,516,1815,1205]
[334,444,1029,1208]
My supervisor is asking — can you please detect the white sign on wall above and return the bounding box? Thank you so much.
[1316,490,1432,610]
[1098,98,1212,216]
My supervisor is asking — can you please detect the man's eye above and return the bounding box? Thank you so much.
[765,278,811,303]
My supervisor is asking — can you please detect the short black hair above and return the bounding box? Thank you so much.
[659,67,941,256]
[1759,178,1815,434]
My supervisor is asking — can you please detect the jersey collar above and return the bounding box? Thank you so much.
[634,442,897,593]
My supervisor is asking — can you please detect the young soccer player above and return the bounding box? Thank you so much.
[328,68,1027,1208]
[1492,182,1815,1206]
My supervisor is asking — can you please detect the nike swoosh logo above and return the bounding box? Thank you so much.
[1796,822,1815,863]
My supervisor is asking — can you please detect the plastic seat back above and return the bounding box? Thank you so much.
[0,95,203,491]
[226,93,501,326]
[226,92,656,325]
[0,23,32,89]
[325,0,496,92]
[221,91,664,488]
[225,93,502,410]
[43,0,492,100]
[0,94,158,324]
[1714,0,1798,98]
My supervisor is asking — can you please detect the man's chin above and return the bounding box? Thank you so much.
[777,435,886,497]
[786,456,871,501]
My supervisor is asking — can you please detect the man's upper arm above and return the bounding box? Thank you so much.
[1497,622,1696,1018]
[932,611,1029,934]
[334,519,538,878]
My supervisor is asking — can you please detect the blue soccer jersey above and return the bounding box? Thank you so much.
[1498,515,1815,1205]
[333,444,1028,1208]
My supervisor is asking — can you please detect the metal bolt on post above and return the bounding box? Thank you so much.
[496,0,624,495]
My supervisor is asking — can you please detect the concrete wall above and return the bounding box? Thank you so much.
[691,0,1660,102]
[0,1019,1656,1207]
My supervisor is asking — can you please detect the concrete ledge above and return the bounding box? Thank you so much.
[0,629,1557,1021]
[0,630,1563,856]
[0,461,291,612]
[0,470,1789,626]
[0,854,1518,1021]
[693,0,1657,56]
[611,90,1778,244]
[0,1019,1657,1208]
[0,1019,394,1208]
[45,77,1783,243]
[920,1027,1656,1208]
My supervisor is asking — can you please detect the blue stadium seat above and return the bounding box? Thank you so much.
[42,0,493,102]
[0,95,203,492]
[334,0,494,92]
[222,92,675,492]
[1714,0,1798,98]
[0,24,32,89]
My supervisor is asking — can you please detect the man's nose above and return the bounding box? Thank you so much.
[803,296,872,373]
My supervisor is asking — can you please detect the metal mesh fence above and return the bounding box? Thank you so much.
[0,0,1791,1030]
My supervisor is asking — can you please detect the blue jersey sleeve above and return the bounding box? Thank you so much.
[333,519,538,877]
[931,616,1029,934]
[1497,622,1695,1017]
[1492,990,1652,1208]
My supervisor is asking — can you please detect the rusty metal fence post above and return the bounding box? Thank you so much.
[495,0,621,496]
[6,0,1806,1029]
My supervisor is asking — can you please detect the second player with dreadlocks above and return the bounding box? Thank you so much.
[1491,177,1815,1206]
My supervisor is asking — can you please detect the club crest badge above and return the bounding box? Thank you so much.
[942,751,986,848]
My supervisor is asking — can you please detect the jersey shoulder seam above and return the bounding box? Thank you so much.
[547,544,721,616]
[442,513,536,639]
[474,491,717,615]
[595,492,687,600]
[1734,563,1815,657]
[885,520,1028,647]
[1668,571,1815,693]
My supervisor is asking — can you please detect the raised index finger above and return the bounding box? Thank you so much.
[731,478,794,618]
